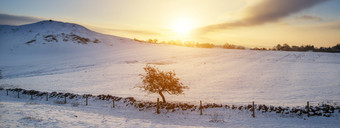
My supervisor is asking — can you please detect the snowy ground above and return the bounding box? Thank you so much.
[1,43,340,106]
[1,90,339,128]
[1,21,340,127]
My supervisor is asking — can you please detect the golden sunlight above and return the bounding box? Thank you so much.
[171,18,194,35]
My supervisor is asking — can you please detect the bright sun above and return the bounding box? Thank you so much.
[171,19,194,35]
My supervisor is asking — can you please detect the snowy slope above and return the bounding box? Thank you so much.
[1,20,340,107]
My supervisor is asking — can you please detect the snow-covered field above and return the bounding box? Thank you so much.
[1,20,340,127]
[1,90,339,128]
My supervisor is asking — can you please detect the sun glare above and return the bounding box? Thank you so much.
[171,19,194,35]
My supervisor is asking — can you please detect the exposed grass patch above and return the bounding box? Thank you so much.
[21,116,43,122]
[209,113,225,123]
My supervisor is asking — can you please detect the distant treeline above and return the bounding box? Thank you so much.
[134,38,245,49]
[252,43,340,53]
[134,38,340,53]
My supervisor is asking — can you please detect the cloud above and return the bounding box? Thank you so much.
[296,15,323,21]
[194,0,329,35]
[107,28,161,36]
[317,21,340,30]
[0,13,44,25]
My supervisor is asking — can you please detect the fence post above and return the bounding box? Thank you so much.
[17,91,20,98]
[64,96,67,104]
[46,92,48,101]
[307,101,310,117]
[252,101,255,118]
[200,100,203,115]
[112,98,115,108]
[6,90,8,96]
[156,98,160,114]
[86,96,88,106]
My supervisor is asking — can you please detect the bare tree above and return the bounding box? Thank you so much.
[137,65,188,103]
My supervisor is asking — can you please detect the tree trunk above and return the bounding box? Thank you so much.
[159,91,166,103]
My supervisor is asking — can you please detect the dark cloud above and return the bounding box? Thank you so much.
[0,13,44,25]
[297,15,323,21]
[194,0,329,35]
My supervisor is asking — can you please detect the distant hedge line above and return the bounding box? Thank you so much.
[134,38,340,53]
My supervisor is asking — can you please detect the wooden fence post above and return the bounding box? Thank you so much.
[46,92,48,101]
[307,101,310,117]
[156,98,160,114]
[112,98,115,108]
[86,96,88,106]
[64,96,67,104]
[252,101,255,118]
[17,91,20,98]
[200,100,203,115]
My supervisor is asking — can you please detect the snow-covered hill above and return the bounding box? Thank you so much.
[0,20,131,54]
[1,20,340,107]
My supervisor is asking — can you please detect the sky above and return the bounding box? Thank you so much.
[0,0,340,47]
